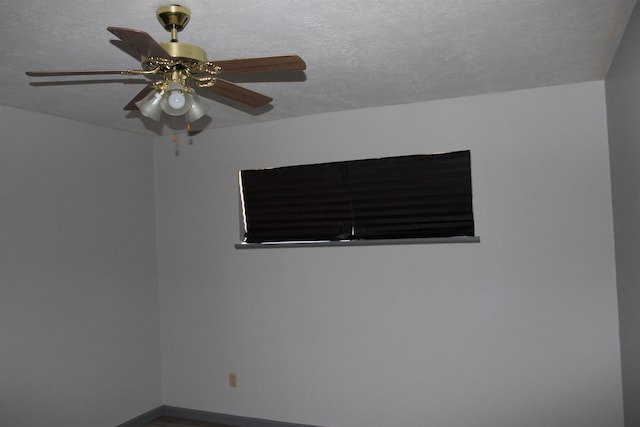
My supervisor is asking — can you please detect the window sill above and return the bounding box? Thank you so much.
[234,236,480,249]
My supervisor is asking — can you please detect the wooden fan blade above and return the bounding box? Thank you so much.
[26,70,133,77]
[210,55,306,74]
[202,78,273,107]
[107,27,169,59]
[123,84,156,110]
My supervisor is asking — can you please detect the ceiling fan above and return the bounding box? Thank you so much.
[26,4,306,125]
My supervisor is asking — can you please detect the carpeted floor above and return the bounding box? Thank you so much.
[142,415,237,427]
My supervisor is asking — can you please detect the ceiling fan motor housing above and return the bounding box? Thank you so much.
[159,41,207,62]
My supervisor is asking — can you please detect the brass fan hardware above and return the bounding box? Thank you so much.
[26,3,307,146]
[157,4,191,35]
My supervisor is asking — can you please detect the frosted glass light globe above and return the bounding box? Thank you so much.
[168,90,186,109]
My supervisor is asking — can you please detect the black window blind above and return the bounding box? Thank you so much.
[239,150,474,243]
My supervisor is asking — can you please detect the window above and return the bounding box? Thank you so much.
[238,150,475,245]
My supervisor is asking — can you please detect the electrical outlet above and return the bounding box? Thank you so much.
[229,372,237,388]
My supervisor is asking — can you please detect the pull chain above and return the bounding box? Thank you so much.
[171,116,196,156]
[173,117,180,156]
[186,112,193,146]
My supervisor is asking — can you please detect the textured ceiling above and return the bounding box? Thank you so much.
[1,0,636,135]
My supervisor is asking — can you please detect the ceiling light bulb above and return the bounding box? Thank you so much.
[168,90,186,109]
[160,82,193,116]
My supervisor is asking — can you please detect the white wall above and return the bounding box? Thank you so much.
[0,106,162,426]
[606,2,640,425]
[154,81,623,427]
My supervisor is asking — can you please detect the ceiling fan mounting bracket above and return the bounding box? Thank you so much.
[156,5,191,33]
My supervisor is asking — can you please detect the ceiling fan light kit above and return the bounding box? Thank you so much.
[26,4,306,140]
